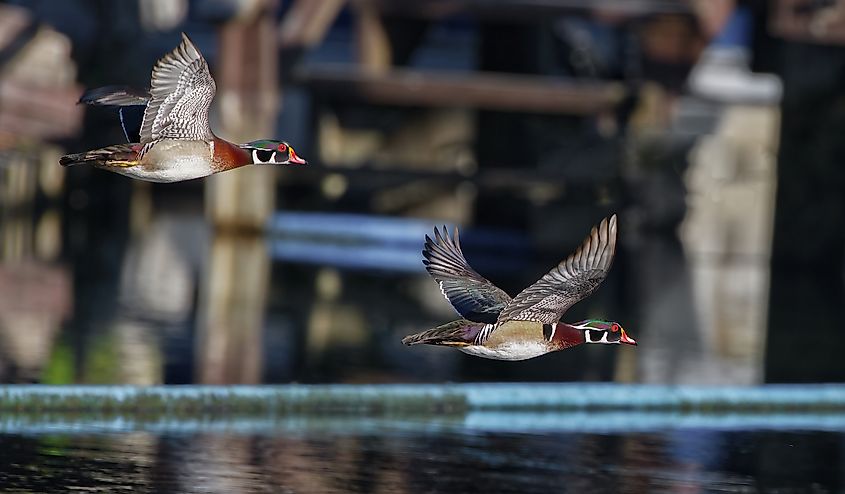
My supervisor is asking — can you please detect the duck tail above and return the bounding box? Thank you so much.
[60,144,140,167]
[402,319,485,347]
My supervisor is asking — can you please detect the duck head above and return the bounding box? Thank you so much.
[240,140,307,165]
[572,319,636,346]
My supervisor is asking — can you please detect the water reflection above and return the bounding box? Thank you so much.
[0,417,840,492]
[0,197,824,385]
[678,105,778,385]
[0,149,71,382]
[0,102,834,385]
[197,232,268,384]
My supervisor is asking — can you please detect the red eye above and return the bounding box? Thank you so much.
[611,323,620,332]
[277,143,287,152]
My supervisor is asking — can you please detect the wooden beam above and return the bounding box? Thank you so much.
[370,0,693,21]
[353,0,392,72]
[279,0,347,50]
[770,0,845,45]
[0,80,83,140]
[299,64,627,114]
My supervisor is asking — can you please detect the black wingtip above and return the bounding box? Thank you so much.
[422,234,435,263]
[433,226,444,244]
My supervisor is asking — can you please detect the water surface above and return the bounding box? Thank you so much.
[0,416,839,493]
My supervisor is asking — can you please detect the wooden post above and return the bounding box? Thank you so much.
[353,0,392,73]
[206,7,280,231]
[679,106,779,384]
[196,233,269,384]
[279,0,347,52]
[196,3,279,384]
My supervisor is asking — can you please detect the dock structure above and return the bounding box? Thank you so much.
[0,5,82,144]
[1,383,845,416]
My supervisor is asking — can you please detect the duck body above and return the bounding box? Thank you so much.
[403,319,588,361]
[467,320,550,360]
[402,215,637,361]
[139,139,222,182]
[466,320,587,360]
[61,138,250,183]
[60,34,306,182]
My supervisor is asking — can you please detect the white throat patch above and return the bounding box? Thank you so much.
[585,331,610,344]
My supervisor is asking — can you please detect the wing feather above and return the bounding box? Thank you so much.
[79,85,151,106]
[494,215,618,326]
[138,33,216,155]
[423,226,512,323]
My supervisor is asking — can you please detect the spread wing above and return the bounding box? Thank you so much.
[495,215,617,325]
[139,33,216,155]
[423,226,512,324]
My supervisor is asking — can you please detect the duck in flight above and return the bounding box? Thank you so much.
[402,215,635,360]
[60,33,306,183]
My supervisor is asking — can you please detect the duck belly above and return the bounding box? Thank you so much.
[460,340,550,361]
[132,140,216,183]
[460,320,551,360]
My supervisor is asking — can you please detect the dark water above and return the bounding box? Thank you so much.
[1,145,841,385]
[2,132,844,490]
[0,204,798,386]
[0,420,840,493]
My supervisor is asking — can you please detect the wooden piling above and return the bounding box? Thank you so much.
[205,6,280,232]
[196,3,282,384]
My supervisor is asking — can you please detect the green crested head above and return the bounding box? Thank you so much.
[240,140,307,165]
[573,319,614,331]
[573,319,636,346]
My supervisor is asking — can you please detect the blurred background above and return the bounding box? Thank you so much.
[0,0,842,387]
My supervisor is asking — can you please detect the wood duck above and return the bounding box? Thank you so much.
[59,33,306,183]
[402,215,635,360]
